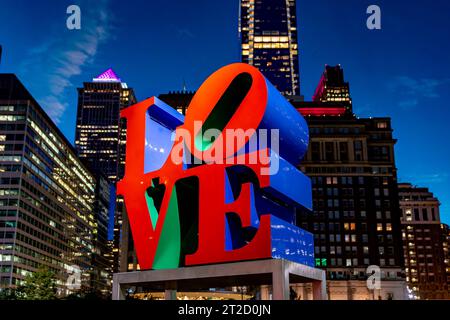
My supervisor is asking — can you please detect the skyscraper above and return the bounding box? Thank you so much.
[74,69,137,274]
[75,68,137,182]
[0,74,97,293]
[240,0,300,96]
[398,183,449,299]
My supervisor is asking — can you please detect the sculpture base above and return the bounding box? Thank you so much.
[112,259,327,300]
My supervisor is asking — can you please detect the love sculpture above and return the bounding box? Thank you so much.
[117,63,314,270]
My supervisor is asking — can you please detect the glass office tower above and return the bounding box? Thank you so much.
[75,69,137,182]
[240,0,300,96]
[0,74,97,294]
[74,69,137,274]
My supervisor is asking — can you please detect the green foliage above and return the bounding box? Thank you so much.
[15,266,58,300]
[1,267,111,300]
[0,288,18,300]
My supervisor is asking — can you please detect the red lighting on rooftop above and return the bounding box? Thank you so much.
[297,107,347,117]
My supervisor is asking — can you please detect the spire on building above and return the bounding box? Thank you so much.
[182,78,187,93]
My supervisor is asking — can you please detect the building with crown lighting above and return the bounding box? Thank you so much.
[312,65,352,109]
[74,69,137,275]
[75,69,137,182]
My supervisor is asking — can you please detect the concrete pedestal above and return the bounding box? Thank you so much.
[112,259,327,300]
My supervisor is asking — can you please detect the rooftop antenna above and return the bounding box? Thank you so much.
[182,78,187,93]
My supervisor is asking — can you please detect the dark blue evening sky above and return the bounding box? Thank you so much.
[1,0,449,223]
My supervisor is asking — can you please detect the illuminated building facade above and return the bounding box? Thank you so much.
[294,109,406,299]
[75,69,136,182]
[441,223,450,294]
[313,65,352,111]
[291,69,406,299]
[240,0,300,96]
[74,69,137,274]
[399,183,449,299]
[0,74,97,293]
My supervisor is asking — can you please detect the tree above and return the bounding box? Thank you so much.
[16,267,58,300]
[0,288,17,300]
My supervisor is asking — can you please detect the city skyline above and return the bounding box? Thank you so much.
[0,0,449,224]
